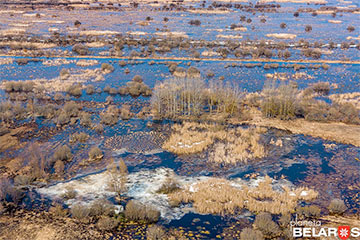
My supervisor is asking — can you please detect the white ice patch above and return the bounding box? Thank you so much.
[38,168,207,221]
[37,168,293,222]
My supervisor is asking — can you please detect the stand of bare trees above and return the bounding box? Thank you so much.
[151,77,242,119]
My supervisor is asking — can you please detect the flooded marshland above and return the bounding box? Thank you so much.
[0,0,359,239]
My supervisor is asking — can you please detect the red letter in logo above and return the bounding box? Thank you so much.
[338,226,350,240]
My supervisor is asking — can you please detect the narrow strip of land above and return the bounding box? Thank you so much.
[1,54,360,65]
[233,118,360,147]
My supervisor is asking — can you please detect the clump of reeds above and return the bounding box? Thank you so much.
[168,176,318,215]
[163,122,267,164]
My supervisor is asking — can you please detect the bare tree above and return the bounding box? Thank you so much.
[107,158,128,198]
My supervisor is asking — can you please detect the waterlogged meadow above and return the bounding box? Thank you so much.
[0,0,359,239]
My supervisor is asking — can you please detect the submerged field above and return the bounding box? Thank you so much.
[0,0,359,239]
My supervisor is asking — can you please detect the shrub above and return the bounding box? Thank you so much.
[328,199,347,215]
[101,63,114,73]
[146,225,166,240]
[97,216,119,231]
[54,93,64,101]
[280,23,287,29]
[101,112,118,125]
[187,67,200,78]
[312,82,330,95]
[108,87,118,95]
[64,101,80,117]
[296,205,321,218]
[240,228,264,240]
[53,145,72,162]
[72,44,89,55]
[119,104,133,120]
[119,60,127,67]
[283,50,291,59]
[261,81,297,120]
[70,132,89,143]
[60,69,70,80]
[4,81,34,92]
[67,84,82,97]
[254,212,281,238]
[189,19,201,26]
[71,204,90,220]
[90,199,115,217]
[54,160,65,176]
[156,177,179,194]
[341,42,350,49]
[80,112,92,127]
[56,112,70,125]
[347,26,355,32]
[328,103,360,124]
[74,20,81,27]
[322,63,329,70]
[14,175,34,186]
[95,124,104,133]
[132,75,143,83]
[62,188,77,200]
[125,200,160,223]
[49,204,69,217]
[86,85,95,95]
[89,146,103,160]
[294,12,299,17]
[305,25,312,32]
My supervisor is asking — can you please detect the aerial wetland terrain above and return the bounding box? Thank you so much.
[0,0,359,239]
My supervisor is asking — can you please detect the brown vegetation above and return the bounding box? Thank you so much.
[168,176,318,215]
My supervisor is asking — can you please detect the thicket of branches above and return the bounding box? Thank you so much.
[151,77,242,119]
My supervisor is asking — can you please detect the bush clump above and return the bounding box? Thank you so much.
[4,81,34,93]
[189,19,201,26]
[312,82,330,95]
[67,84,82,97]
[328,199,347,215]
[254,212,281,238]
[72,44,89,55]
[101,63,115,73]
[240,228,264,240]
[146,225,166,240]
[89,146,103,160]
[97,216,119,231]
[60,69,70,80]
[86,85,95,95]
[125,200,160,223]
[347,26,355,32]
[261,81,297,120]
[296,205,321,218]
[53,145,72,162]
[71,204,90,220]
[90,199,115,217]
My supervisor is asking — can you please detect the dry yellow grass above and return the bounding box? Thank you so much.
[209,127,267,164]
[163,122,268,164]
[168,176,318,215]
[329,92,360,110]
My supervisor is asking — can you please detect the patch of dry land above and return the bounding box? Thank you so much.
[236,117,360,147]
[266,33,297,39]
